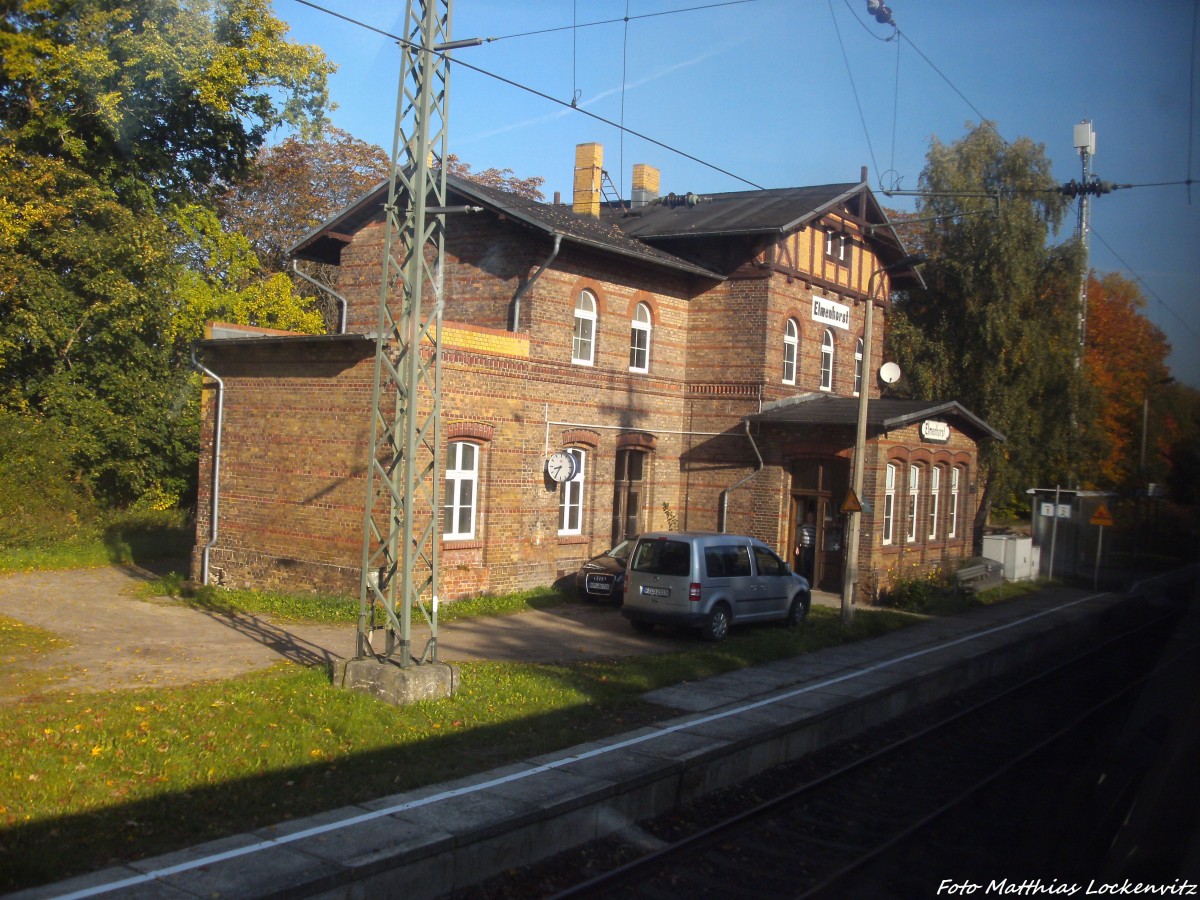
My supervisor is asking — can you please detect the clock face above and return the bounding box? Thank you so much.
[546,450,577,483]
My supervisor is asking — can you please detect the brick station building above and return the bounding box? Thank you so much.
[191,143,1001,603]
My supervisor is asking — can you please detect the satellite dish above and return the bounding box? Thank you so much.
[879,362,901,385]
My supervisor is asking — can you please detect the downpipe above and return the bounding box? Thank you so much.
[190,343,224,586]
[510,234,561,331]
[719,419,763,533]
[293,260,347,334]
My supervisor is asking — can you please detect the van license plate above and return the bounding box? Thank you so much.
[642,586,669,597]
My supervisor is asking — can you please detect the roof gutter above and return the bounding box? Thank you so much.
[190,343,224,587]
[510,234,561,332]
[719,419,764,533]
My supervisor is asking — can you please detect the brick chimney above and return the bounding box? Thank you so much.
[573,142,603,217]
[631,163,660,208]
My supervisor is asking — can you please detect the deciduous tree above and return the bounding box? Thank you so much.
[0,0,333,208]
[1082,271,1171,488]
[887,122,1087,537]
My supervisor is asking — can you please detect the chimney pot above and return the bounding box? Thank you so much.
[573,143,603,217]
[631,163,661,208]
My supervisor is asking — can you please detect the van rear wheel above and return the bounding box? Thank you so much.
[701,603,731,642]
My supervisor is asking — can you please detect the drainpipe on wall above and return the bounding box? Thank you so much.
[292,260,347,334]
[190,343,224,586]
[719,419,764,533]
[510,234,561,332]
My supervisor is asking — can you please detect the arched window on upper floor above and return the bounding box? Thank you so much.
[629,302,651,373]
[783,318,799,385]
[573,290,597,366]
[820,329,835,392]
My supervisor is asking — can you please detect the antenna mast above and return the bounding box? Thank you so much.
[1073,119,1095,360]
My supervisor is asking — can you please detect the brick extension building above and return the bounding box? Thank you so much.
[191,143,1001,603]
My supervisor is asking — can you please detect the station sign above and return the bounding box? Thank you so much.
[920,419,950,444]
[811,296,850,330]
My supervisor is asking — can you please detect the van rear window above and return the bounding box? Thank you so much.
[631,539,691,577]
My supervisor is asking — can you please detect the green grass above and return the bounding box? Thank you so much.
[0,509,192,574]
[0,604,912,892]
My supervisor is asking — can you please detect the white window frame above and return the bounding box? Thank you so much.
[443,441,479,540]
[558,448,586,535]
[929,466,941,540]
[573,290,597,366]
[882,463,896,545]
[853,336,864,396]
[629,302,651,373]
[820,329,835,391]
[907,465,920,543]
[782,318,798,385]
[949,467,960,538]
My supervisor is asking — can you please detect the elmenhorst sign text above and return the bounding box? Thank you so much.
[811,296,850,330]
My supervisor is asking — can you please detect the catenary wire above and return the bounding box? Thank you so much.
[290,0,1196,337]
[483,0,760,43]
[827,0,881,182]
[288,0,765,190]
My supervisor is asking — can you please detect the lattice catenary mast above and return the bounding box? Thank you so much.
[355,0,452,669]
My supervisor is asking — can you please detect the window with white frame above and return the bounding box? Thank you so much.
[907,465,920,542]
[853,336,864,396]
[820,329,835,391]
[443,441,479,540]
[948,467,960,538]
[928,466,941,540]
[882,463,896,545]
[572,290,597,365]
[783,318,798,384]
[629,302,651,372]
[824,229,848,265]
[558,448,586,535]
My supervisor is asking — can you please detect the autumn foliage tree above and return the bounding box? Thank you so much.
[1083,271,1172,488]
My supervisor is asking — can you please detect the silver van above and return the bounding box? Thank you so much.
[621,532,811,642]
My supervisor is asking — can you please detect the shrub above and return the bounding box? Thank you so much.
[880,565,956,614]
[0,411,100,548]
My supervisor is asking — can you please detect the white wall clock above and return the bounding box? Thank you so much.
[545,450,578,483]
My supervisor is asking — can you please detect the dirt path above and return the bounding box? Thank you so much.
[0,566,688,699]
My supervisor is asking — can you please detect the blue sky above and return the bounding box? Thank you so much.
[275,0,1200,389]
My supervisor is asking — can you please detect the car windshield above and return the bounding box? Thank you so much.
[607,538,635,562]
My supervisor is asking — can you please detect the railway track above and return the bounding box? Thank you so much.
[453,594,1195,899]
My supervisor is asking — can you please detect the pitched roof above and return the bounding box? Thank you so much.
[610,183,864,239]
[748,393,1004,441]
[290,173,722,279]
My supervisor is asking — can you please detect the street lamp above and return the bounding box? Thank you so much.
[840,253,928,625]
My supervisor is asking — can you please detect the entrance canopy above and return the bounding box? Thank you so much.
[747,393,1004,442]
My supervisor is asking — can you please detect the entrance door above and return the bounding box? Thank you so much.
[611,449,645,544]
[790,458,849,593]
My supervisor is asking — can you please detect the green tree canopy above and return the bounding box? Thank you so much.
[887,122,1088,531]
[0,0,333,208]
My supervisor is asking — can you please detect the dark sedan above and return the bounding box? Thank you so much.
[574,537,636,602]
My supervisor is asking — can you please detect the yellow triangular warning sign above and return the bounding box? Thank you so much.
[841,489,862,514]
[1090,503,1114,527]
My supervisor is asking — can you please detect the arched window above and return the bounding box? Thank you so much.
[443,441,479,540]
[558,448,586,535]
[629,302,651,372]
[782,318,799,385]
[820,329,835,391]
[948,467,961,538]
[853,336,864,396]
[882,463,897,545]
[928,466,941,540]
[573,290,597,365]
[907,465,921,543]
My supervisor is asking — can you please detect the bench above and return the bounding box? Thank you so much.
[956,560,1004,593]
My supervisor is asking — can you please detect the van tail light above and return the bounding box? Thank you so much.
[688,583,702,603]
